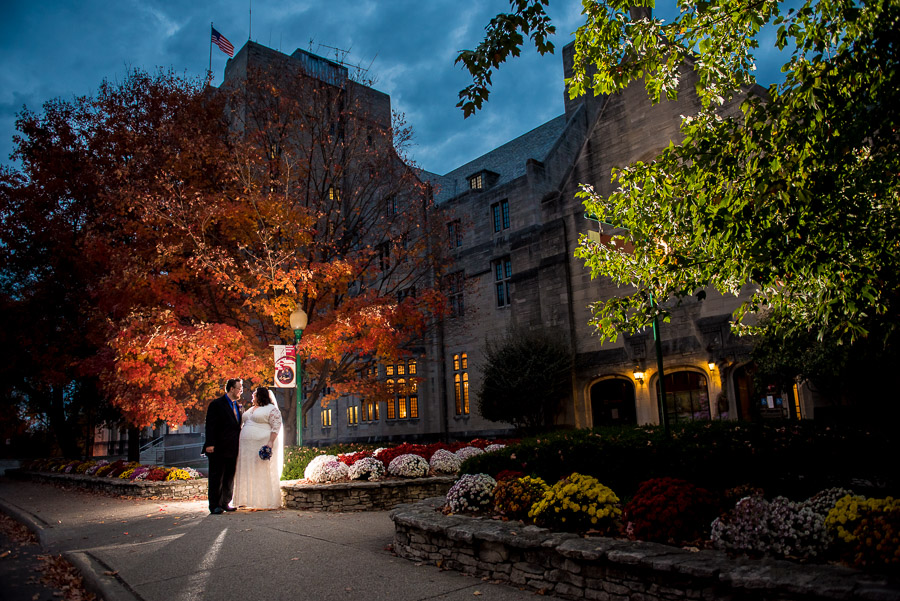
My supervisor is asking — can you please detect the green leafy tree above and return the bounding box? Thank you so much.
[476,329,573,431]
[458,0,900,345]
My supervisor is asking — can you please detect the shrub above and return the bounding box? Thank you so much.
[337,450,372,466]
[623,477,719,545]
[388,454,429,478]
[495,469,525,482]
[494,476,548,521]
[712,495,829,560]
[802,487,855,518]
[825,495,900,545]
[348,457,385,481]
[529,473,621,533]
[283,447,331,480]
[166,468,192,481]
[75,461,97,474]
[455,446,484,461]
[850,508,900,570]
[429,449,461,475]
[377,444,436,467]
[130,466,151,481]
[145,467,170,482]
[304,455,348,483]
[85,460,108,475]
[446,474,497,513]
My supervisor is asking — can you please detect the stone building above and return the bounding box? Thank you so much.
[217,40,807,447]
[420,41,807,441]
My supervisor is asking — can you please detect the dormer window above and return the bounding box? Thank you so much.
[466,170,499,192]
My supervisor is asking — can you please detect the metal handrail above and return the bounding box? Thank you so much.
[139,436,165,453]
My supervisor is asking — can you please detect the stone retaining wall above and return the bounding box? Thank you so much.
[9,469,206,500]
[281,476,456,511]
[390,497,900,601]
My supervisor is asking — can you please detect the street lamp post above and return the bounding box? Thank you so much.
[584,213,669,436]
[289,307,308,447]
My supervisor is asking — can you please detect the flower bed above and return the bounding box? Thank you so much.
[9,469,206,500]
[434,468,900,573]
[22,458,202,481]
[12,458,206,500]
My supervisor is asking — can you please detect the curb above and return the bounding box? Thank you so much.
[66,550,145,601]
[0,495,144,601]
[0,495,51,548]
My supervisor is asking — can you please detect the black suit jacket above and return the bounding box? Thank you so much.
[204,394,242,459]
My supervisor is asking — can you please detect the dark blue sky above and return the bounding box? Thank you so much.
[1,1,788,176]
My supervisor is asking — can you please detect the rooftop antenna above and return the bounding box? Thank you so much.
[249,0,252,40]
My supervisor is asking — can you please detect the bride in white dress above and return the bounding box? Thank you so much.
[233,386,284,509]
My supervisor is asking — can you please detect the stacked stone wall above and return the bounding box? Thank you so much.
[390,497,899,601]
[281,476,456,511]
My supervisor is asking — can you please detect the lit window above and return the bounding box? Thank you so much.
[386,379,396,419]
[469,173,483,190]
[453,353,469,415]
[398,379,408,418]
[328,186,340,201]
[347,405,359,425]
[322,409,332,427]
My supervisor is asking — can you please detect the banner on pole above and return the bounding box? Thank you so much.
[274,345,297,388]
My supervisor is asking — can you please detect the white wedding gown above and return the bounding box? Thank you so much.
[233,403,284,509]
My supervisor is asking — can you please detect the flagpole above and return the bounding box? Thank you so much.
[249,0,252,41]
[209,22,213,78]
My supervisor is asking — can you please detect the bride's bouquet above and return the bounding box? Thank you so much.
[259,445,273,460]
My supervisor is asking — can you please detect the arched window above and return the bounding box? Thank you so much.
[661,371,710,424]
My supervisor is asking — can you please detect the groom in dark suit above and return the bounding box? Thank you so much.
[204,378,243,514]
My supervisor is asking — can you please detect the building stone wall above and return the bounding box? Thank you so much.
[211,38,774,447]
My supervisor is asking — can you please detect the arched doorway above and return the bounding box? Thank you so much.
[590,378,637,427]
[661,371,710,425]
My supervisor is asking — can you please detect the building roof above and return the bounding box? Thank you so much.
[426,114,568,204]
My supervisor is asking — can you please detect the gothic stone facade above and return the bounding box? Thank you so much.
[222,41,793,446]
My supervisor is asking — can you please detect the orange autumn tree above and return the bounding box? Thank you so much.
[125,52,451,434]
[106,310,268,427]
[1,67,245,456]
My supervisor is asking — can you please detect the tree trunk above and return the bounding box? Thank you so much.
[127,426,141,462]
[48,385,79,457]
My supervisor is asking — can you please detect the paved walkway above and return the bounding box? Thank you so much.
[0,477,547,601]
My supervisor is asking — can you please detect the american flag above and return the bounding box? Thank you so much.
[211,27,234,57]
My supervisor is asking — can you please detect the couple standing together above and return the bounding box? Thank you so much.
[204,378,284,513]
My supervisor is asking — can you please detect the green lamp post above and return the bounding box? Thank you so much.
[584,213,669,436]
[289,306,308,447]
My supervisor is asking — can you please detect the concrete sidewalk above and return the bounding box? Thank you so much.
[0,477,547,601]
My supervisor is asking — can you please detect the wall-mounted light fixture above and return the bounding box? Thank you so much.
[633,366,645,386]
[708,359,716,371]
